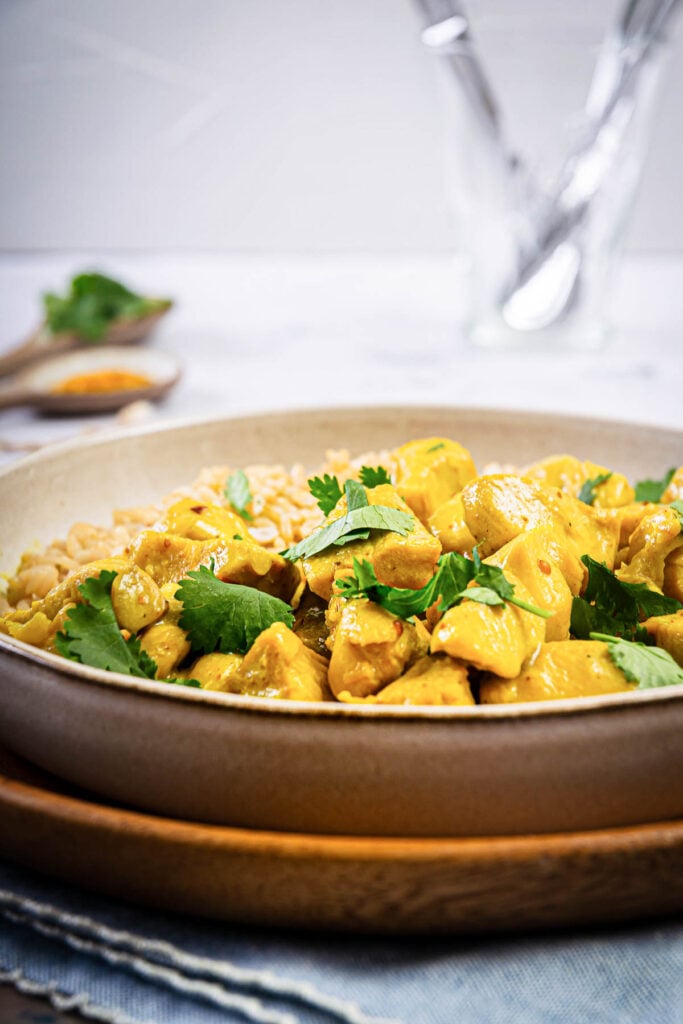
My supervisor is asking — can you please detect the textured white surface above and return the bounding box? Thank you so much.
[0,252,680,461]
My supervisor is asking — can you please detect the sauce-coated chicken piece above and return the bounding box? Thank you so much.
[663,547,683,603]
[461,474,620,568]
[130,527,299,601]
[391,437,477,524]
[301,484,441,602]
[158,498,249,543]
[479,640,636,703]
[139,619,191,679]
[188,652,244,691]
[485,527,575,641]
[326,596,429,699]
[0,557,166,648]
[430,573,545,678]
[643,611,683,667]
[371,654,474,706]
[616,506,683,591]
[661,466,683,504]
[229,622,330,701]
[521,455,634,508]
[428,492,477,555]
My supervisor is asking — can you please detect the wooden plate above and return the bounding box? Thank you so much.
[1,744,681,935]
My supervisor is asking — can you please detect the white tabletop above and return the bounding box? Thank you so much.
[0,252,681,461]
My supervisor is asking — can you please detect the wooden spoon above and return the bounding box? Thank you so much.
[0,346,182,415]
[0,300,173,378]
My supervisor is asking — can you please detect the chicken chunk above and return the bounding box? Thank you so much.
[663,547,683,603]
[661,467,683,504]
[485,527,576,641]
[138,620,191,679]
[189,652,244,691]
[430,573,545,678]
[428,492,477,554]
[461,474,620,568]
[371,654,474,706]
[643,611,683,668]
[521,455,634,508]
[392,437,476,524]
[616,506,683,590]
[229,622,330,701]
[326,597,429,699]
[479,641,636,703]
[301,484,441,602]
[130,529,299,601]
[158,498,249,543]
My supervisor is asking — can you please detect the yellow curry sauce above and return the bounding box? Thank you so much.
[2,439,682,705]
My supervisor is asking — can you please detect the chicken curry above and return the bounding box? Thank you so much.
[2,438,683,705]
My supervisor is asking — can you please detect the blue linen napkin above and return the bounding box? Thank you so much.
[1,859,681,1024]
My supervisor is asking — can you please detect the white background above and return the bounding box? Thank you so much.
[1,0,682,254]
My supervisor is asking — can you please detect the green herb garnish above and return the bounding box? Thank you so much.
[43,272,169,342]
[590,633,683,689]
[282,481,414,561]
[175,564,294,655]
[55,571,158,678]
[308,474,343,516]
[335,550,551,620]
[359,465,391,488]
[426,442,446,452]
[578,472,612,506]
[224,469,254,521]
[634,468,676,503]
[570,555,682,641]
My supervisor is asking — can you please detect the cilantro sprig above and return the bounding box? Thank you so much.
[308,474,343,516]
[578,472,612,506]
[634,468,675,503]
[335,550,551,620]
[359,465,391,488]
[590,633,683,689]
[43,272,169,342]
[571,555,682,641]
[282,481,414,561]
[224,469,254,520]
[175,564,294,654]
[55,571,158,678]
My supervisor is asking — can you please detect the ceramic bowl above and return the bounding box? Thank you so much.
[0,406,681,837]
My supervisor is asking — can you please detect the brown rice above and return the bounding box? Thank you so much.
[1,447,390,613]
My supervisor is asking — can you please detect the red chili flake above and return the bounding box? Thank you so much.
[393,620,404,637]
[538,559,552,575]
[190,505,207,514]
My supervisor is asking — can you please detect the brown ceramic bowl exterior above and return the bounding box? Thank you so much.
[0,406,681,837]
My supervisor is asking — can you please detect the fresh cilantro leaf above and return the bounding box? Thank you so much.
[55,571,158,678]
[571,555,682,640]
[671,499,683,524]
[634,468,675,503]
[43,272,169,342]
[578,472,612,505]
[359,465,391,488]
[590,633,683,689]
[166,677,202,688]
[281,496,414,561]
[224,469,253,520]
[175,564,294,654]
[308,474,343,515]
[334,552,550,619]
[344,479,369,511]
